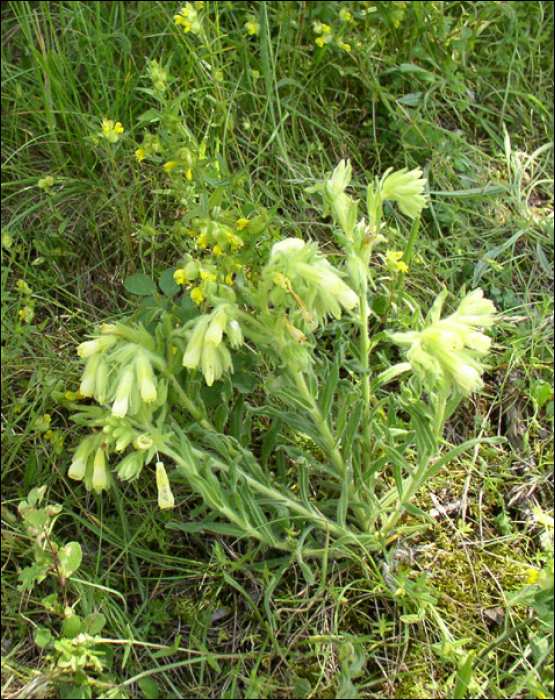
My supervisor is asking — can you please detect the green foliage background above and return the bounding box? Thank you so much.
[1,2,553,699]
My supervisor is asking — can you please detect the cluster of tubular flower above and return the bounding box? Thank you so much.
[262,238,360,327]
[77,323,167,419]
[389,288,496,395]
[181,303,244,386]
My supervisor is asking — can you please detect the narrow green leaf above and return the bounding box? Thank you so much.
[320,358,339,418]
[261,418,283,468]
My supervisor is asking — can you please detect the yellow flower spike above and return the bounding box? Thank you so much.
[173,269,189,285]
[236,218,250,230]
[136,148,146,162]
[191,287,204,305]
[164,161,178,173]
[156,462,175,509]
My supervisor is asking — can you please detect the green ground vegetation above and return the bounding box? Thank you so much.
[1,2,553,699]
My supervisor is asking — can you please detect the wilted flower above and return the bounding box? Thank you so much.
[389,288,496,395]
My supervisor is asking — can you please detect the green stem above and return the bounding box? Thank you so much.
[160,444,376,555]
[379,386,449,538]
[293,370,346,479]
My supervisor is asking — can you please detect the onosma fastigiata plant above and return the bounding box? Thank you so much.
[68,159,500,563]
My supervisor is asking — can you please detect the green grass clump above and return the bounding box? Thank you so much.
[2,2,553,699]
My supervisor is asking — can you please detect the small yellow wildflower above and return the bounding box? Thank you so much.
[212,245,224,258]
[38,176,55,189]
[185,168,193,181]
[197,232,209,249]
[245,19,260,36]
[164,161,178,173]
[385,250,409,274]
[16,279,32,295]
[191,287,204,305]
[338,41,352,52]
[525,568,540,585]
[101,119,124,143]
[136,148,146,162]
[200,271,217,283]
[173,2,202,34]
[339,8,353,22]
[236,218,250,230]
[225,231,244,248]
[18,306,35,323]
[225,273,234,285]
[44,429,54,440]
[173,269,189,285]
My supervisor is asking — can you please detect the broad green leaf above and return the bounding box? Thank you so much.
[34,627,52,648]
[124,273,157,296]
[58,541,82,577]
[62,613,83,639]
[138,678,160,700]
[159,268,180,297]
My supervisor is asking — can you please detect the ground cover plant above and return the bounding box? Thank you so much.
[1,2,553,699]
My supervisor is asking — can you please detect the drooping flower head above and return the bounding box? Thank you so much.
[389,288,496,395]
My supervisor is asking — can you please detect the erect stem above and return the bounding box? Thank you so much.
[293,370,346,479]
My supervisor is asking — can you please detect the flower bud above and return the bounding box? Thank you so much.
[116,451,144,481]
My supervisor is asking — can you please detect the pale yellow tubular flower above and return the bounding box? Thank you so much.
[156,462,175,509]
[111,367,135,418]
[135,352,158,403]
[92,448,109,492]
[68,437,95,481]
